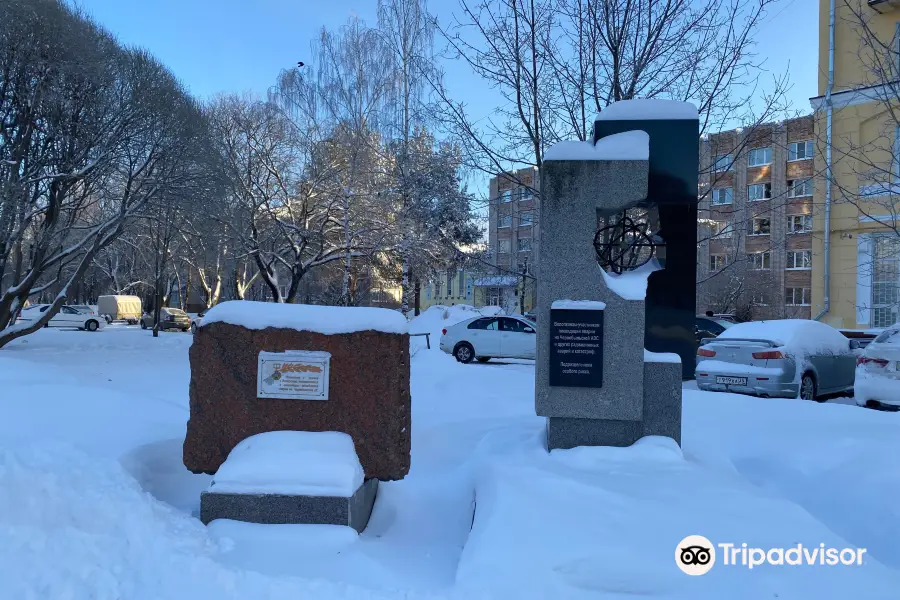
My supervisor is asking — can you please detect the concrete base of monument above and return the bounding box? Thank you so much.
[545,358,682,450]
[199,478,379,533]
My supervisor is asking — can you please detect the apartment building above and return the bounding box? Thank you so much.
[419,270,476,312]
[486,167,539,313]
[698,116,816,319]
[809,0,900,329]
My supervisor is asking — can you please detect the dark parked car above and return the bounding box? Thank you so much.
[695,316,733,345]
[140,307,191,331]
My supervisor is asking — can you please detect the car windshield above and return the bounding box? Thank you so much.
[873,328,900,345]
[714,319,734,329]
[166,308,186,315]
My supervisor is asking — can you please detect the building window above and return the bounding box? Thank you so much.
[788,178,812,197]
[500,190,512,203]
[748,182,772,201]
[710,221,734,239]
[752,292,770,306]
[894,125,900,181]
[749,251,771,269]
[499,239,510,254]
[519,211,533,226]
[748,147,772,167]
[788,214,812,233]
[711,187,733,206]
[458,272,466,297]
[499,213,512,228]
[517,238,532,252]
[872,236,900,328]
[751,218,771,236]
[713,154,733,172]
[519,187,533,201]
[446,271,453,297]
[787,250,812,270]
[788,140,814,161]
[709,254,727,271]
[786,287,811,306]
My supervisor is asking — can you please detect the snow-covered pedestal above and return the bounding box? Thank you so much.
[200,431,378,532]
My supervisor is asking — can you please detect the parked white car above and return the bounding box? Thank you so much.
[68,304,99,316]
[18,304,104,331]
[190,311,206,334]
[440,315,536,362]
[855,326,900,410]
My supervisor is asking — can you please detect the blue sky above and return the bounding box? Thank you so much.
[80,0,818,122]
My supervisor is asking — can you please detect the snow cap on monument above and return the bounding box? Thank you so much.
[594,98,699,122]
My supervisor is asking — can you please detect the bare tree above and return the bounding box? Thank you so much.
[0,0,204,347]
[210,94,376,304]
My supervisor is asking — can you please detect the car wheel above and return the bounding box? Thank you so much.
[191,322,197,334]
[181,327,189,332]
[476,356,491,363]
[454,342,475,364]
[104,315,112,324]
[800,373,817,401]
[140,320,147,330]
[85,319,99,332]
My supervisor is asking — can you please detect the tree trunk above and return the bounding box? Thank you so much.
[152,281,163,338]
[400,244,412,316]
[414,277,421,316]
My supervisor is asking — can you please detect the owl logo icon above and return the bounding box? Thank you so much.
[676,535,716,575]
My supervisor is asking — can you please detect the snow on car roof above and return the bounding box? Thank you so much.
[716,319,849,355]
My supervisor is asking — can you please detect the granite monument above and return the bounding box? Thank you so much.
[535,99,698,449]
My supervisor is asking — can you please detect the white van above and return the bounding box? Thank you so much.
[97,295,142,325]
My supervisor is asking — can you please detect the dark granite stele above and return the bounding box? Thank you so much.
[200,478,379,533]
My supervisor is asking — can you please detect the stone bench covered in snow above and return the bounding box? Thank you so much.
[200,431,378,532]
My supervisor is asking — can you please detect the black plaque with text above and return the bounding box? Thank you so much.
[548,309,604,388]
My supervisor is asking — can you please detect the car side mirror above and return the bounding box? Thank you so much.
[524,326,535,333]
[849,339,860,350]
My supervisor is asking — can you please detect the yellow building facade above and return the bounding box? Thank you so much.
[811,0,900,329]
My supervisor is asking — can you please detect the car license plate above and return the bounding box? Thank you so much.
[716,376,747,386]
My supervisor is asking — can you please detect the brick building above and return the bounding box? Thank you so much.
[485,167,539,313]
[698,116,815,319]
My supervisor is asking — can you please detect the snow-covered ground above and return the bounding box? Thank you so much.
[1,308,899,599]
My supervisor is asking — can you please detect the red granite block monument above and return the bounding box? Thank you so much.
[183,301,410,529]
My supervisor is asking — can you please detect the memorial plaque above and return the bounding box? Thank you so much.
[257,350,331,400]
[548,309,604,388]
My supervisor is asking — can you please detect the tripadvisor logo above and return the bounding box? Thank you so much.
[676,535,715,576]
[676,536,867,575]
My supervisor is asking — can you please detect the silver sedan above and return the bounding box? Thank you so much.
[695,320,859,401]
